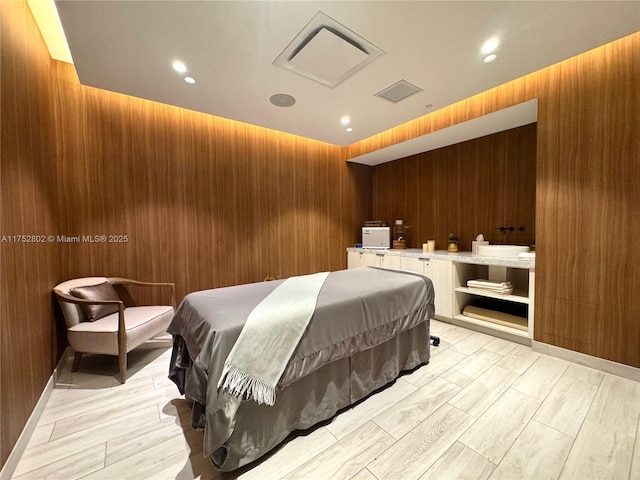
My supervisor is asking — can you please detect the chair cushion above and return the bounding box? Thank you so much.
[70,281,120,321]
[67,305,174,355]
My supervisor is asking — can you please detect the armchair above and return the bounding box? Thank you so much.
[53,277,175,383]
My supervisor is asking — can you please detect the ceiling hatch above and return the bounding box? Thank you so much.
[273,11,385,88]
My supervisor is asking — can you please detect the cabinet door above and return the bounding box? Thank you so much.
[347,251,365,269]
[400,256,431,276]
[362,251,382,268]
[431,259,453,319]
[400,256,421,273]
[380,254,401,270]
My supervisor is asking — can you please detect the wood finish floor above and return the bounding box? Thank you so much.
[11,321,640,480]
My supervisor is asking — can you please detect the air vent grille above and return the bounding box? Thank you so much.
[273,11,385,88]
[375,80,423,103]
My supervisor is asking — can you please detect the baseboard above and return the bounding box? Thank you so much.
[0,348,72,479]
[532,341,640,382]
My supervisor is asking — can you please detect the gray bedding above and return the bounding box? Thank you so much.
[168,267,435,470]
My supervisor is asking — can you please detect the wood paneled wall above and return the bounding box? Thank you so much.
[361,32,640,369]
[50,82,371,293]
[535,34,640,367]
[0,2,371,466]
[372,124,536,249]
[0,1,67,468]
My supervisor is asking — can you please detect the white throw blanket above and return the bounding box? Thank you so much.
[218,271,329,405]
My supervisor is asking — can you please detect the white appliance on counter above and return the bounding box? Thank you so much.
[362,227,390,249]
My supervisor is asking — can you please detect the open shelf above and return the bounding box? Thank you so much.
[454,314,530,338]
[454,287,529,304]
[453,262,535,340]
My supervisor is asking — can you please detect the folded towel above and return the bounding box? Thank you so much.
[467,279,512,288]
[467,279,513,294]
[518,252,536,260]
[468,286,513,295]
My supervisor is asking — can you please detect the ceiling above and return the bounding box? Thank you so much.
[54,1,640,147]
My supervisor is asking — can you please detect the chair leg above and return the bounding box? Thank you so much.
[119,352,127,384]
[71,352,83,372]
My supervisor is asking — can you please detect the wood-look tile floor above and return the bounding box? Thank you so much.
[11,321,640,480]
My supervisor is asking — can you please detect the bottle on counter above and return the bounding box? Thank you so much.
[392,219,406,249]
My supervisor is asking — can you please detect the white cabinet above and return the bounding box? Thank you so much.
[347,250,401,270]
[431,259,454,319]
[346,248,534,344]
[398,256,453,320]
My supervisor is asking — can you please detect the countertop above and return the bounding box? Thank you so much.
[346,247,535,269]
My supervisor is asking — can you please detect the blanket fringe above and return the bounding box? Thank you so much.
[218,363,276,406]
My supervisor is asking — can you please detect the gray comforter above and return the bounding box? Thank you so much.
[168,267,434,458]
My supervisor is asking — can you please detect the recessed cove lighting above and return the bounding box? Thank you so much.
[341,116,351,125]
[481,38,499,55]
[184,76,196,84]
[346,127,353,132]
[483,54,497,63]
[172,61,187,73]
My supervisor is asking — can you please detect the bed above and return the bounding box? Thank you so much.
[167,267,435,471]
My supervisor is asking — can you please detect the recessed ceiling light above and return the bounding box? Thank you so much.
[341,116,351,125]
[481,38,499,55]
[184,76,196,84]
[269,93,296,107]
[483,54,497,63]
[346,127,353,132]
[172,61,187,73]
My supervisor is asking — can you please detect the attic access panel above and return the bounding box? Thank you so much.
[273,11,385,88]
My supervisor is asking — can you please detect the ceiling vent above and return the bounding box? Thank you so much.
[273,11,385,88]
[375,80,423,103]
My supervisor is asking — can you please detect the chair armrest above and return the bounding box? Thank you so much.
[107,278,176,308]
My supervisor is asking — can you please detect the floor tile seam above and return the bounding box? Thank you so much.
[446,369,521,420]
[46,401,164,446]
[558,416,637,480]
[438,349,502,385]
[285,426,343,478]
[43,378,162,421]
[522,419,574,480]
[39,396,135,425]
[405,352,469,389]
[371,383,462,440]
[458,389,542,467]
[95,430,192,475]
[49,400,164,443]
[12,440,109,480]
[511,358,569,402]
[562,365,605,388]
[547,375,601,440]
[103,428,189,468]
[375,402,476,455]
[286,422,391,480]
[629,435,638,480]
[582,373,611,429]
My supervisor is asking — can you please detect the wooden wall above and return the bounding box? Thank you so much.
[0,2,371,466]
[356,32,640,369]
[372,124,536,250]
[0,1,67,468]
